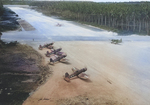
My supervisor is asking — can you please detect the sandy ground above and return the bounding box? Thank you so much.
[1,6,150,105]
[22,41,149,105]
[0,41,51,105]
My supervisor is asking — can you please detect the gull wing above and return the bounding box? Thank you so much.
[78,72,89,79]
[60,58,69,63]
[72,67,79,72]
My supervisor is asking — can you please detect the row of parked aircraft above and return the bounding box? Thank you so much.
[38,42,89,82]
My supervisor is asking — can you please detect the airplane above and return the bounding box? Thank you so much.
[49,54,67,64]
[39,42,54,50]
[64,67,89,82]
[111,38,122,44]
[56,23,62,27]
[45,48,62,57]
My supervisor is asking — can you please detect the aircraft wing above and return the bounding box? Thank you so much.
[78,72,89,79]
[72,67,79,72]
[60,58,69,63]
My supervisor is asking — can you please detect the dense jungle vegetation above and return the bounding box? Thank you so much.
[0,1,20,32]
[0,1,4,16]
[29,1,150,35]
[1,1,150,35]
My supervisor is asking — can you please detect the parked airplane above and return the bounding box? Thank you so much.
[64,67,89,82]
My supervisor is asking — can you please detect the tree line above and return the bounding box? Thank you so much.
[1,0,32,5]
[0,0,3,16]
[1,1,150,35]
[30,1,150,35]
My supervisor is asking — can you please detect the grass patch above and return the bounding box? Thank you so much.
[0,40,52,105]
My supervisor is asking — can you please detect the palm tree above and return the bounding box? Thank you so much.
[0,32,2,40]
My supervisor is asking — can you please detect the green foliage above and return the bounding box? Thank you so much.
[1,0,31,5]
[30,1,150,19]
[31,1,150,35]
[0,0,4,16]
[0,40,18,48]
[0,7,20,32]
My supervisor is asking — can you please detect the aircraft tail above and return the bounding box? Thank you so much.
[64,72,70,82]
